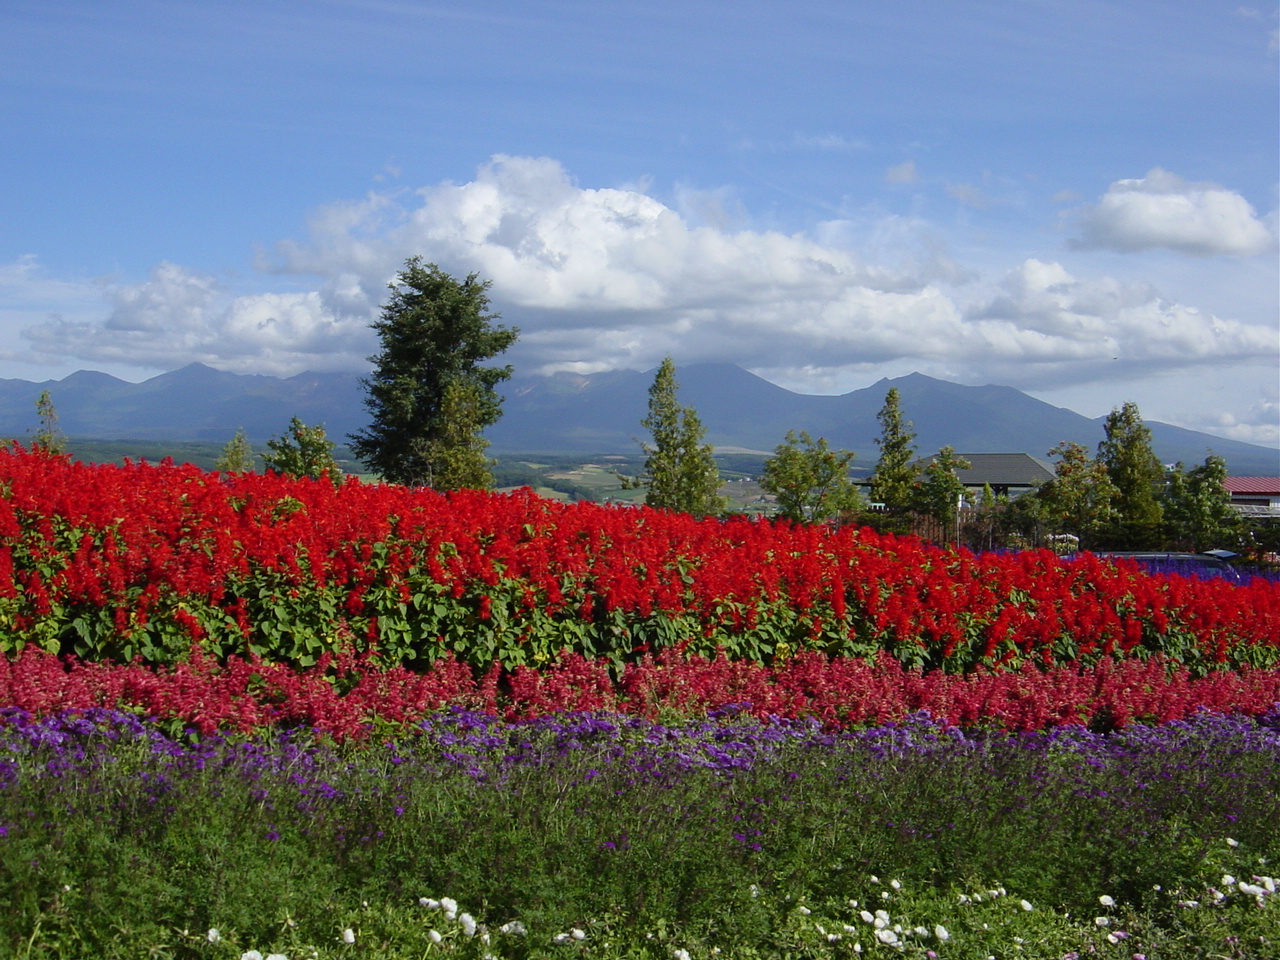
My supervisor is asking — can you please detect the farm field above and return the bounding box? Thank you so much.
[0,445,1278,958]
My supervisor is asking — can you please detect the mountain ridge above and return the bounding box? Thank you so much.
[0,362,1275,475]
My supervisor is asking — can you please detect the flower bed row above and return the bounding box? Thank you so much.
[2,446,1278,674]
[3,644,1279,739]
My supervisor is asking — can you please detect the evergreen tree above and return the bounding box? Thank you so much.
[1162,455,1241,551]
[263,418,342,485]
[32,389,67,455]
[640,358,725,516]
[418,380,496,491]
[761,430,862,523]
[869,387,917,509]
[1097,401,1164,547]
[350,258,518,488]
[215,428,256,473]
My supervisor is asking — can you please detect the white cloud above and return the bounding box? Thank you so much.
[22,261,369,375]
[885,160,918,184]
[945,182,989,209]
[1073,168,1276,256]
[13,157,1279,442]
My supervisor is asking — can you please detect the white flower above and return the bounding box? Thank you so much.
[875,909,890,923]
[1020,899,1033,911]
[847,899,858,908]
[207,929,222,943]
[1177,900,1200,908]
[1239,882,1268,897]
[880,890,890,899]
[266,955,288,960]
[797,905,811,915]
[890,879,902,890]
[875,928,898,944]
[853,944,862,954]
[341,928,355,944]
[1095,917,1111,927]
[869,875,879,883]
[499,920,527,935]
[873,917,887,930]
[240,953,263,960]
[1222,875,1237,886]
[440,897,458,920]
[420,898,439,909]
[1099,894,1115,907]
[914,926,928,936]
[674,950,692,960]
[1107,933,1120,944]
[859,909,874,924]
[552,932,571,944]
[935,924,950,941]
[828,932,841,942]
[428,930,442,944]
[459,914,478,937]
[571,928,586,940]
[1227,837,1240,847]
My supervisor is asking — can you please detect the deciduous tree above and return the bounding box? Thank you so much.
[1031,441,1119,550]
[911,446,971,540]
[1162,454,1241,551]
[216,428,256,473]
[32,390,67,455]
[263,417,341,484]
[350,258,518,488]
[761,430,862,523]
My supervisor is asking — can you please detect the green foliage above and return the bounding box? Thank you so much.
[2,720,1276,958]
[1162,454,1242,552]
[1031,441,1120,550]
[1097,401,1164,548]
[761,430,862,523]
[868,387,917,510]
[910,446,971,537]
[418,379,497,491]
[214,427,256,473]
[639,358,725,516]
[350,258,518,489]
[31,390,67,456]
[262,417,342,485]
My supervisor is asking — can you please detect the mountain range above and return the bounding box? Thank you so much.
[1,362,1276,475]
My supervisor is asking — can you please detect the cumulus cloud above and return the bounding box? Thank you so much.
[15,156,1279,418]
[1073,168,1276,256]
[23,262,370,375]
[965,258,1277,385]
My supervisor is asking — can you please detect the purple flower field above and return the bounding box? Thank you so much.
[1,705,1278,958]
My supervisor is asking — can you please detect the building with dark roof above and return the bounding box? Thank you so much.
[950,453,1054,498]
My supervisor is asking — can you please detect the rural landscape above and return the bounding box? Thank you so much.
[4,3,1278,958]
[0,259,1277,959]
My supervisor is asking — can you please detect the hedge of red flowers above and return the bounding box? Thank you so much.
[3,644,1279,740]
[0,444,1277,677]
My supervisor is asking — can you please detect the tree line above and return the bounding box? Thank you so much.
[25,258,1268,558]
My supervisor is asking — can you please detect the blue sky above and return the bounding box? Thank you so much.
[2,0,1277,448]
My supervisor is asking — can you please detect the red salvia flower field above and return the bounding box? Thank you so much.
[1,444,1278,734]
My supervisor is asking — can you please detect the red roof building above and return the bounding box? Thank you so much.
[1222,477,1280,517]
